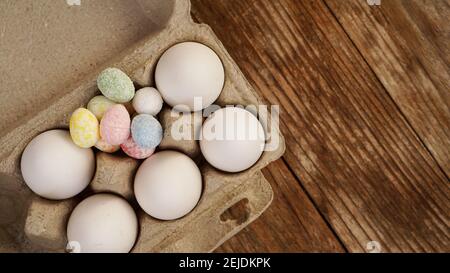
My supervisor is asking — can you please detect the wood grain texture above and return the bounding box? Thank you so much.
[192,0,450,252]
[215,160,345,253]
[325,0,450,177]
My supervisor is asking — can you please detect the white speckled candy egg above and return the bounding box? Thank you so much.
[131,114,163,149]
[66,194,138,253]
[200,107,265,172]
[87,95,116,120]
[132,87,163,116]
[155,42,225,111]
[21,130,95,200]
[100,104,131,145]
[97,68,135,103]
[134,151,202,220]
[70,108,100,148]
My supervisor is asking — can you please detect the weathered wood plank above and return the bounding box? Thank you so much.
[216,160,345,253]
[325,0,450,176]
[192,0,450,252]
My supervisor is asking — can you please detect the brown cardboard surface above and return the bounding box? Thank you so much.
[0,0,285,252]
[0,0,174,134]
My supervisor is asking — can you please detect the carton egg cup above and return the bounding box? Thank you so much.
[0,0,285,252]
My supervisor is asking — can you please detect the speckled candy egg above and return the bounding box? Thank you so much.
[120,137,155,159]
[95,137,120,153]
[132,87,163,116]
[87,95,116,120]
[97,68,135,103]
[100,104,130,145]
[131,114,163,149]
[70,108,99,148]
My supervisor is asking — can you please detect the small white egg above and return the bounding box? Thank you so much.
[134,151,202,220]
[200,107,265,172]
[20,129,95,200]
[132,87,163,116]
[66,194,138,253]
[155,42,225,111]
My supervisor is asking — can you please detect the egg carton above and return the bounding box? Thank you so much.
[0,0,285,252]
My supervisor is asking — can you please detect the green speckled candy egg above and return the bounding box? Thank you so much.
[97,68,135,103]
[87,95,116,120]
[70,108,99,148]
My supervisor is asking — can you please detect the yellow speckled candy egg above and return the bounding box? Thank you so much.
[87,95,116,120]
[70,108,100,148]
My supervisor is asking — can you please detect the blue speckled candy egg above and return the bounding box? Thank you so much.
[131,114,163,149]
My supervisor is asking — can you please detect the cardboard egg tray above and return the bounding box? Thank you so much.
[0,0,285,252]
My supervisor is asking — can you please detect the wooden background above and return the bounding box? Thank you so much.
[191,0,450,253]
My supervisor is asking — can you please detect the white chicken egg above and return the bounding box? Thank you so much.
[66,194,138,253]
[155,42,225,111]
[20,129,95,200]
[200,107,265,172]
[134,151,202,220]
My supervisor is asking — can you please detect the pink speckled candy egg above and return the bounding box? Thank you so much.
[100,104,130,145]
[120,137,155,159]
